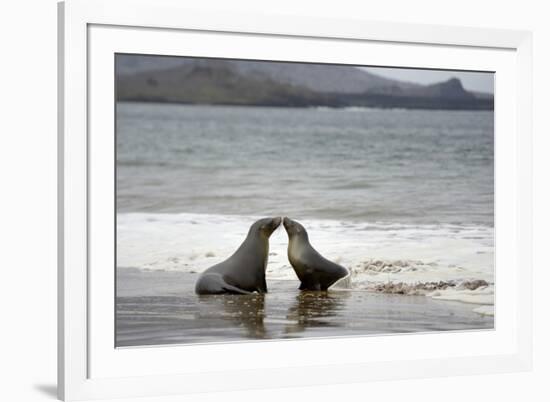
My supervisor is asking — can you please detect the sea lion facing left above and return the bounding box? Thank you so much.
[283,217,349,291]
[195,217,281,295]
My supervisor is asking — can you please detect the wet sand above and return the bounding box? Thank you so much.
[116,268,494,347]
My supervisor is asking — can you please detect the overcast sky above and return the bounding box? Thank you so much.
[362,67,494,94]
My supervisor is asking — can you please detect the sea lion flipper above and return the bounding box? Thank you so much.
[299,281,320,291]
[196,273,252,295]
[221,283,253,295]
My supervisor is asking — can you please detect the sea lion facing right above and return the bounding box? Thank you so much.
[282,217,349,291]
[195,217,281,295]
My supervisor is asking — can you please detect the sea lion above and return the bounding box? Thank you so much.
[195,217,281,295]
[283,217,349,291]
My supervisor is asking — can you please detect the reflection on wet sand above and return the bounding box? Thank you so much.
[116,270,494,347]
[197,294,267,339]
[285,291,351,335]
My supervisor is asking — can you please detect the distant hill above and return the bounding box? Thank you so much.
[116,55,417,93]
[115,55,493,110]
[117,62,331,107]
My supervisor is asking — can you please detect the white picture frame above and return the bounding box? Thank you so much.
[58,0,533,400]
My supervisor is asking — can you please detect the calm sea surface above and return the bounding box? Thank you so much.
[116,102,494,226]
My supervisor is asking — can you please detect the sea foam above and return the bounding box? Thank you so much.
[117,212,494,312]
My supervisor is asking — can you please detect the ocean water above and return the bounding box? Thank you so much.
[117,103,493,225]
[116,102,494,314]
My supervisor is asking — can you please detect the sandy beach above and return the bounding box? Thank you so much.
[116,268,493,347]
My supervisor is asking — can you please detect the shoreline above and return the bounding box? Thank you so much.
[116,212,494,312]
[117,99,494,112]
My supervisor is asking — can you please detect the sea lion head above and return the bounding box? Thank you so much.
[282,217,308,239]
[250,217,282,238]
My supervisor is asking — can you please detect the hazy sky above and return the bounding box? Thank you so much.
[362,67,494,94]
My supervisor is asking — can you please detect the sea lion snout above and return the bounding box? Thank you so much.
[272,216,282,228]
[256,216,282,236]
[266,216,281,232]
[282,216,292,230]
[282,217,303,236]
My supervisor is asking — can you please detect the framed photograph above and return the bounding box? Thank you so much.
[58,0,533,400]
